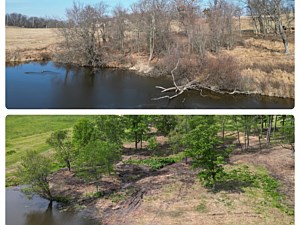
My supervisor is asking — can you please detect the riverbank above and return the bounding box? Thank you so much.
[6,27,295,99]
[45,139,294,225]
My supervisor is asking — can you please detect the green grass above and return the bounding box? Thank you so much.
[5,115,92,185]
[124,154,183,170]
[223,165,294,216]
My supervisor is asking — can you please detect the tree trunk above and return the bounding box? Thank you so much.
[135,134,138,150]
[234,116,242,150]
[266,115,273,145]
[274,0,289,54]
[67,160,71,171]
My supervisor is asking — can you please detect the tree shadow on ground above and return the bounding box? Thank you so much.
[212,179,253,194]
[122,142,179,158]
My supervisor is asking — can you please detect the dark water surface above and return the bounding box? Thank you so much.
[6,61,294,109]
[6,187,97,225]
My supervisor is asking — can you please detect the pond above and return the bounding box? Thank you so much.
[6,61,294,109]
[6,187,97,225]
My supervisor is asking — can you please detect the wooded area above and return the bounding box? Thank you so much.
[5,115,295,224]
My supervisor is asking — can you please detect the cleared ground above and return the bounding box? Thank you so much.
[5,116,294,224]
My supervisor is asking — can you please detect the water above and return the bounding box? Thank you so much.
[6,187,96,225]
[6,61,294,109]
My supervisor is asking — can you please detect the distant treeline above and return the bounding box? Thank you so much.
[5,13,64,28]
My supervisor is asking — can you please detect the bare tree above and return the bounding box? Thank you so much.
[58,1,108,66]
[273,0,289,54]
[112,5,128,53]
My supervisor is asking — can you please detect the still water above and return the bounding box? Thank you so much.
[6,187,96,225]
[6,61,294,109]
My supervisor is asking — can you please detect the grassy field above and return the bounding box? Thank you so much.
[5,115,89,179]
[5,26,61,62]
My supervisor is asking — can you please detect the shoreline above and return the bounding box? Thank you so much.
[5,57,295,100]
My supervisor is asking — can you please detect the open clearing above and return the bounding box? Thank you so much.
[48,143,294,225]
[5,26,61,62]
[5,116,294,224]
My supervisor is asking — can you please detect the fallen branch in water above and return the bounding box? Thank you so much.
[152,59,257,100]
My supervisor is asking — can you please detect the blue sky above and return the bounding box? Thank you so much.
[5,0,138,18]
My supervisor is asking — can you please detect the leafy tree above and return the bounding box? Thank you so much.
[17,150,54,204]
[47,130,75,171]
[153,115,177,136]
[184,116,232,189]
[168,115,190,154]
[73,118,97,149]
[76,140,121,191]
[280,115,294,152]
[95,115,124,145]
[125,115,150,149]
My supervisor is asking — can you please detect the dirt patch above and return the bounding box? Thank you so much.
[48,138,294,225]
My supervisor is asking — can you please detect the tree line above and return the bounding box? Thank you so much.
[56,0,294,67]
[18,115,294,204]
[5,12,64,28]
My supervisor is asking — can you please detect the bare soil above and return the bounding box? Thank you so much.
[48,136,294,225]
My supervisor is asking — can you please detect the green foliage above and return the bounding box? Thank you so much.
[280,116,294,147]
[72,118,97,149]
[47,129,75,171]
[147,137,159,151]
[168,116,190,153]
[6,150,16,156]
[95,115,125,145]
[125,156,178,170]
[224,165,294,216]
[17,150,53,201]
[124,115,150,149]
[75,140,121,189]
[184,116,232,187]
[153,115,177,136]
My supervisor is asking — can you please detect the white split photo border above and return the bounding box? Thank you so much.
[0,1,299,224]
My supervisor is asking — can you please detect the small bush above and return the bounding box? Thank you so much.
[147,137,159,151]
[204,54,241,90]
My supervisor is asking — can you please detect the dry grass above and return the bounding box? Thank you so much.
[223,37,294,98]
[5,26,61,62]
[5,26,294,98]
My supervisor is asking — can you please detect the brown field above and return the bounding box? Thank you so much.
[5,26,61,62]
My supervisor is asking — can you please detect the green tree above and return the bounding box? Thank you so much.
[95,115,124,145]
[17,150,54,204]
[47,130,75,171]
[76,140,121,191]
[168,115,190,154]
[184,116,232,189]
[125,115,150,149]
[280,115,294,152]
[73,118,97,149]
[153,115,176,136]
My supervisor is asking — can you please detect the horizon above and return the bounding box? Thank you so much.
[5,0,139,18]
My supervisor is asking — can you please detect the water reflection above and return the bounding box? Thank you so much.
[6,187,95,225]
[25,203,55,225]
[6,61,294,109]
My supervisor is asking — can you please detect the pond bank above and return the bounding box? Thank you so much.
[6,27,294,99]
